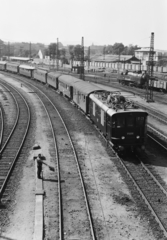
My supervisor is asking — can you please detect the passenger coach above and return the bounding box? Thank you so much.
[6,62,19,73]
[58,75,82,99]
[47,72,62,89]
[34,68,48,83]
[19,65,35,78]
[0,61,6,71]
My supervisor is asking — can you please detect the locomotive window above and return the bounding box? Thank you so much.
[116,116,125,128]
[136,116,144,126]
[127,116,134,127]
[112,118,116,128]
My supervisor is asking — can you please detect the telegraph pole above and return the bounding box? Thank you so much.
[146,32,155,102]
[80,36,84,80]
[56,38,59,71]
[103,46,106,60]
[88,46,90,72]
[0,44,3,60]
[29,42,31,58]
[8,42,10,60]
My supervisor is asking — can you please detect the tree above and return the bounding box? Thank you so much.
[112,43,125,55]
[48,43,59,60]
[73,45,83,60]
[59,48,68,64]
[68,45,75,65]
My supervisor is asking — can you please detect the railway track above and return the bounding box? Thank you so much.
[1,72,112,239]
[22,82,97,239]
[2,72,167,239]
[0,81,30,201]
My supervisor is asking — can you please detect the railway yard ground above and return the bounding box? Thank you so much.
[0,72,167,240]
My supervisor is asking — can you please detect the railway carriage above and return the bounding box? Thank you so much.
[71,81,101,113]
[6,62,19,73]
[0,61,7,71]
[47,72,62,89]
[58,75,82,99]
[19,65,35,78]
[34,69,47,83]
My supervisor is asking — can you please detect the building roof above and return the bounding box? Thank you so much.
[91,54,139,63]
[10,57,32,61]
[135,48,167,53]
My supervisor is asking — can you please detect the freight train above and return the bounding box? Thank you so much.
[0,61,148,152]
[117,70,167,92]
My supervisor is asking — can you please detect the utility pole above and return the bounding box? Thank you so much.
[146,32,155,102]
[88,46,90,72]
[29,42,31,58]
[117,49,120,75]
[80,36,84,80]
[103,46,106,60]
[56,38,59,71]
[8,42,10,60]
[0,44,3,60]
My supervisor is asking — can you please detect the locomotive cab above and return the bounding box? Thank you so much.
[107,111,148,151]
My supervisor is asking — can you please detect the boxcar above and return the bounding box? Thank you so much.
[34,69,47,83]
[0,61,7,71]
[19,65,35,78]
[6,62,19,73]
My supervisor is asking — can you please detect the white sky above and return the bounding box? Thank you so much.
[0,0,167,49]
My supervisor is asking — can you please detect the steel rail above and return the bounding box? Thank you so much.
[0,107,4,149]
[17,80,97,240]
[33,91,63,240]
[0,83,19,154]
[0,81,31,199]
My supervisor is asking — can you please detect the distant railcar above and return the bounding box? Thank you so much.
[0,61,7,71]
[19,65,35,78]
[6,62,19,73]
[47,72,62,89]
[34,69,47,83]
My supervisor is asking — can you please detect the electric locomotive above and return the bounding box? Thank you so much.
[89,90,148,152]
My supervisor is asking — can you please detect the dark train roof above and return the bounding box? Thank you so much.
[73,81,102,95]
[58,75,102,95]
[59,75,82,84]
